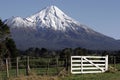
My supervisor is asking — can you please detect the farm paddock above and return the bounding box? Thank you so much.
[0,56,120,80]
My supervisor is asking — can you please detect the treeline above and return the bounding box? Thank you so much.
[19,47,120,58]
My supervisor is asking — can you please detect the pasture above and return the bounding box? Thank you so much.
[0,56,120,80]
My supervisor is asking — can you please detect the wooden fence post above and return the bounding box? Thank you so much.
[16,57,19,77]
[114,56,116,68]
[56,57,59,74]
[65,58,68,71]
[46,59,50,75]
[6,58,9,78]
[26,56,30,75]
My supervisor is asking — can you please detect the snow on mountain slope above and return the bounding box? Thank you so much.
[5,5,120,50]
[26,6,78,31]
[26,5,93,32]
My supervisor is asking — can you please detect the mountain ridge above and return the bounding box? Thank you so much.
[4,5,120,50]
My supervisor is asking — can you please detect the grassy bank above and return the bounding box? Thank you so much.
[9,71,120,80]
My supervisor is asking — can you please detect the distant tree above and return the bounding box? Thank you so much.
[0,19,10,35]
[60,48,72,58]
[0,19,19,68]
[49,51,57,57]
[41,48,47,53]
[0,42,10,58]
[40,48,49,57]
[101,51,108,56]
[0,19,11,58]
[74,47,84,56]
[5,38,18,58]
[35,48,41,56]
[25,48,35,56]
[0,19,3,27]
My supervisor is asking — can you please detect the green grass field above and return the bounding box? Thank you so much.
[0,58,120,80]
[63,71,120,80]
[8,71,120,80]
[1,67,120,80]
[0,67,64,80]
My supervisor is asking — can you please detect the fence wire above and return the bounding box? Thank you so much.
[0,57,67,79]
[0,56,120,80]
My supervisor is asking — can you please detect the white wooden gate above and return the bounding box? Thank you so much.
[71,55,108,74]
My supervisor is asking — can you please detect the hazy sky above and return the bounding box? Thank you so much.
[0,0,120,39]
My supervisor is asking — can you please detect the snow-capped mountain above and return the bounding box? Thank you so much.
[5,5,120,50]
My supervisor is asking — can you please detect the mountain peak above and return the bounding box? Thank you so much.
[45,5,66,15]
[48,5,58,8]
[26,5,69,21]
[46,5,60,11]
[26,5,80,31]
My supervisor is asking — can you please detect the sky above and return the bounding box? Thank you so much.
[0,0,120,39]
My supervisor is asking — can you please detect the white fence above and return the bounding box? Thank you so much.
[71,55,108,74]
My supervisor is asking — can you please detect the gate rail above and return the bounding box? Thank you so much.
[71,55,108,74]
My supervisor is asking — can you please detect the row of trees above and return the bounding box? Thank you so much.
[21,47,89,58]
[21,47,120,58]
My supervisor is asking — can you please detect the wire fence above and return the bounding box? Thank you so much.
[0,55,120,80]
[0,56,68,80]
